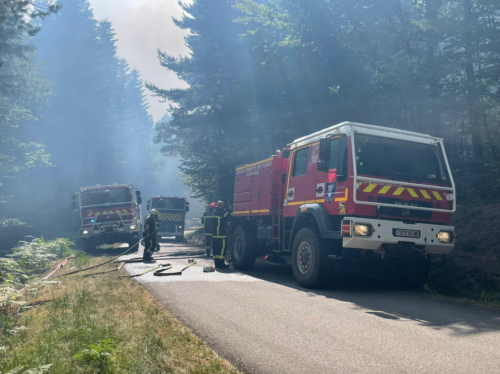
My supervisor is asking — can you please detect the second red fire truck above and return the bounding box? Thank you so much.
[72,184,143,251]
[229,122,456,288]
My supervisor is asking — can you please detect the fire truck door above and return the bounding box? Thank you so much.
[305,143,321,203]
[313,137,341,215]
[330,136,350,216]
[284,146,311,216]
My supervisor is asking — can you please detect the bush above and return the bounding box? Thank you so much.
[73,339,116,374]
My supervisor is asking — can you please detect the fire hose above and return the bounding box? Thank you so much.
[121,260,198,278]
[51,232,155,279]
[16,233,200,294]
[83,262,125,278]
[154,260,197,276]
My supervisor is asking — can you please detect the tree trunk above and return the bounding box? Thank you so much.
[426,0,441,137]
[463,0,484,161]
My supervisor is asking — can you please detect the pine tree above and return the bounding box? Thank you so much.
[149,0,500,202]
[148,0,271,203]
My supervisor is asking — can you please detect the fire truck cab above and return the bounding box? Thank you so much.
[229,122,455,288]
[147,196,189,242]
[71,184,143,252]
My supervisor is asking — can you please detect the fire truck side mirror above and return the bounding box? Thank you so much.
[71,201,77,210]
[147,200,151,210]
[186,205,190,212]
[319,138,331,161]
[135,190,142,204]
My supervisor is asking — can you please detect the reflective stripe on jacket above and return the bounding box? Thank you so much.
[212,208,231,238]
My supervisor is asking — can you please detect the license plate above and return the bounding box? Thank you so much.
[393,229,420,238]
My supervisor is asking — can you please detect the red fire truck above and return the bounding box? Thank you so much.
[229,122,455,288]
[71,184,143,251]
[146,195,190,242]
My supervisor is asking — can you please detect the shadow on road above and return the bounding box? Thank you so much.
[234,260,500,336]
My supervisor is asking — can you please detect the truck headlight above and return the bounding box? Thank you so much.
[354,224,372,236]
[437,231,453,243]
[83,230,89,235]
[129,225,136,230]
[178,226,183,230]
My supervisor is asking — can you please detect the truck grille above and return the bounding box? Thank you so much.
[377,197,433,219]
[159,222,175,232]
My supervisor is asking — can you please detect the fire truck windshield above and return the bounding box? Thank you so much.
[82,188,132,206]
[151,198,185,210]
[354,134,451,185]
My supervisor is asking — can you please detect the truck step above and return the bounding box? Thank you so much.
[328,254,343,260]
[328,249,345,260]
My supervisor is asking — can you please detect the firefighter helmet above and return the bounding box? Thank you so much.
[150,209,159,216]
[210,202,216,208]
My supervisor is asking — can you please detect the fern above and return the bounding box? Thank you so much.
[0,237,75,305]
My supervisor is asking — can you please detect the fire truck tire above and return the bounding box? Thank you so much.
[382,257,430,289]
[230,226,257,270]
[291,227,329,288]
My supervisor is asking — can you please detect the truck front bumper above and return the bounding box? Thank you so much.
[158,231,184,237]
[79,227,140,240]
[342,217,454,255]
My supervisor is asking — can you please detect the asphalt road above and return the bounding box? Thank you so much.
[121,242,500,374]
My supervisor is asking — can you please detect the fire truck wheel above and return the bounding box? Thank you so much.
[291,227,329,288]
[230,226,257,270]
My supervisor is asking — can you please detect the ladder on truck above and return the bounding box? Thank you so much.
[271,172,283,251]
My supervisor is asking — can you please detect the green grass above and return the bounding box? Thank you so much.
[421,283,500,309]
[0,257,240,374]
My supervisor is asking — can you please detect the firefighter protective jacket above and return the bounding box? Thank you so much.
[202,211,214,237]
[212,207,231,239]
[144,214,158,236]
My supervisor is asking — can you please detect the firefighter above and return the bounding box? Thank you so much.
[202,202,216,257]
[212,201,231,269]
[143,209,159,261]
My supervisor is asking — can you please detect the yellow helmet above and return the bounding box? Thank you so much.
[150,209,159,216]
